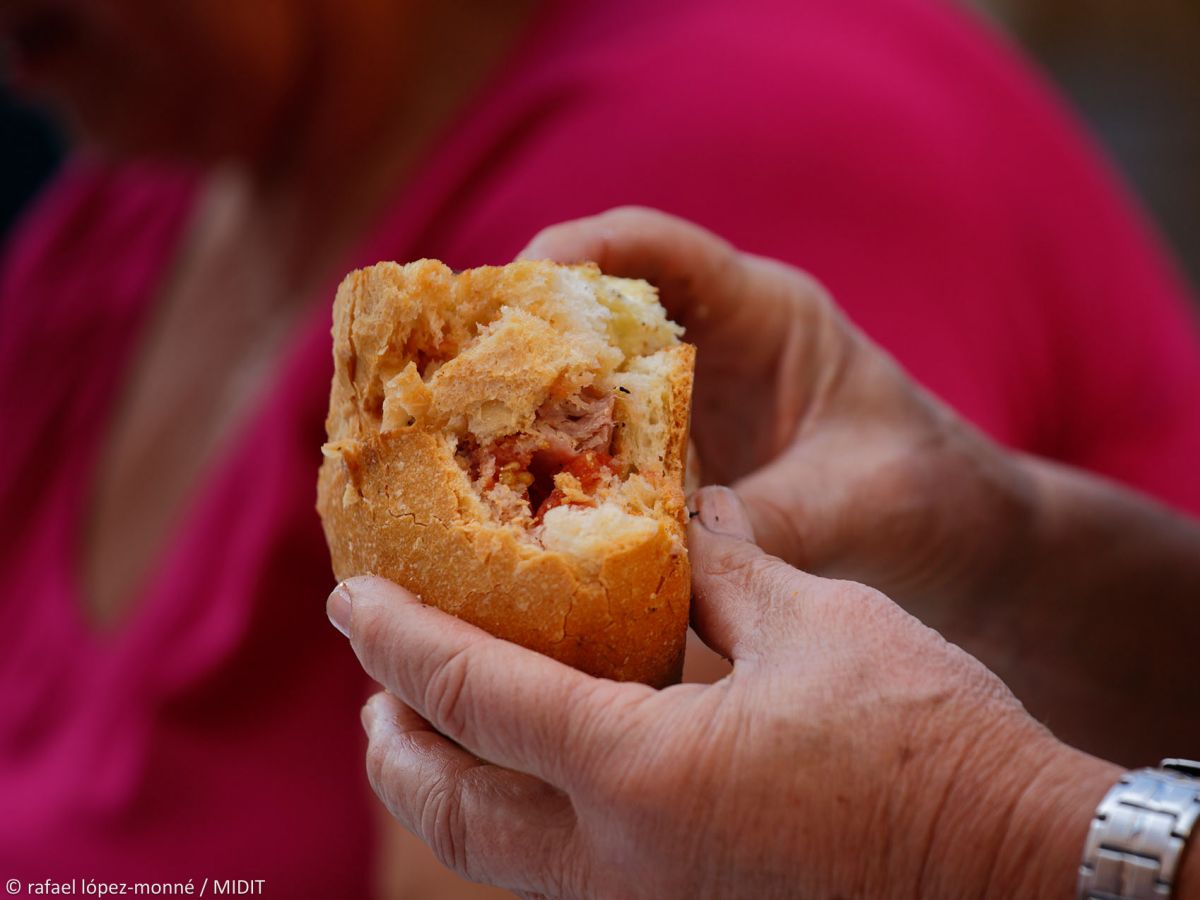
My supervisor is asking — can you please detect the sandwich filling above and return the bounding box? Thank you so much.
[457,385,619,524]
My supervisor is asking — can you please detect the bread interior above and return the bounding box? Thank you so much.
[326,261,688,557]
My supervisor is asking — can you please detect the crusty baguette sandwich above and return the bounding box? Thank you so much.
[317,259,694,686]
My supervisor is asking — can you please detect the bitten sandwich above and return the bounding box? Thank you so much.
[317,260,694,686]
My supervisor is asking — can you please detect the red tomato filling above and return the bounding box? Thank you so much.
[532,450,618,522]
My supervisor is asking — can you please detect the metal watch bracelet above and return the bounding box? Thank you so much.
[1078,759,1200,900]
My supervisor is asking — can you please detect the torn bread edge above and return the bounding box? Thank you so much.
[316,259,694,686]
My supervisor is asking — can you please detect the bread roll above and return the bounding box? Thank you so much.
[317,259,694,686]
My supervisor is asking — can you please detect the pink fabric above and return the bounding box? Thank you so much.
[0,165,374,895]
[2,0,1199,890]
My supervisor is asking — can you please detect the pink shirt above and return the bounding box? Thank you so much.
[3,0,1199,892]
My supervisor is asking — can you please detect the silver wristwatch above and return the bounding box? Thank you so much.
[1078,759,1200,899]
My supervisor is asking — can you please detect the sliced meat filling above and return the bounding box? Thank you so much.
[458,385,619,524]
[534,386,615,458]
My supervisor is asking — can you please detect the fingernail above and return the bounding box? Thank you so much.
[327,582,352,638]
[694,486,755,542]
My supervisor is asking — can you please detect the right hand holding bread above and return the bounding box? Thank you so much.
[334,486,1115,900]
[332,209,1200,897]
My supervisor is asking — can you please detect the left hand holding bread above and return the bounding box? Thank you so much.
[328,487,1117,900]
[521,207,1200,762]
[520,207,1034,628]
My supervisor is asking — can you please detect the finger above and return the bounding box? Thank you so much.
[330,576,639,788]
[518,206,809,365]
[362,692,579,896]
[687,486,822,661]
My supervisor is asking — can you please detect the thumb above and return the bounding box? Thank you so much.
[688,486,818,661]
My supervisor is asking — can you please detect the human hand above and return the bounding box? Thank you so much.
[329,487,1115,899]
[521,208,1034,624]
[524,208,1200,762]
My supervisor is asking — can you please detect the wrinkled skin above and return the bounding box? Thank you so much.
[519,208,1200,765]
[332,491,1109,899]
[327,207,1200,897]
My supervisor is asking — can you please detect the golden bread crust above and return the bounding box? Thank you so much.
[317,260,694,686]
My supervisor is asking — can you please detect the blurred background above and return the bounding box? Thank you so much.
[7,0,1195,292]
[1,3,1196,896]
[0,85,60,235]
[969,0,1200,292]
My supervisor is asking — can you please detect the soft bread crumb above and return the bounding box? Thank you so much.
[328,259,683,448]
[381,363,430,433]
[427,306,598,442]
[538,503,660,567]
[584,270,683,357]
[604,346,689,475]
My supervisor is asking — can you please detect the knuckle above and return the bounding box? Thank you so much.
[576,693,678,802]
[353,602,402,681]
[421,645,475,740]
[532,219,579,248]
[797,271,836,311]
[710,239,747,296]
[824,579,897,623]
[814,578,926,659]
[363,731,411,828]
[696,538,756,580]
[749,254,833,314]
[784,272,827,313]
[419,773,473,876]
[363,734,390,802]
[704,543,795,594]
[562,685,629,781]
[828,578,884,606]
[523,225,557,253]
[742,555,798,596]
[565,688,646,793]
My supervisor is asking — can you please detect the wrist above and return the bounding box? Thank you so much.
[912,711,1118,900]
[986,739,1121,900]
